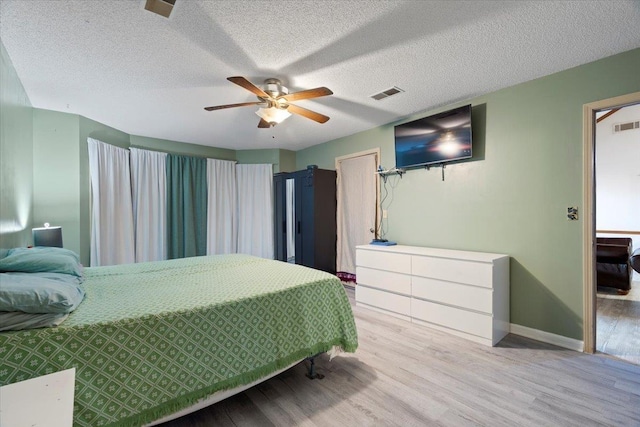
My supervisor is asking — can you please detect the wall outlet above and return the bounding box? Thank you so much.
[567,206,578,220]
[382,210,388,219]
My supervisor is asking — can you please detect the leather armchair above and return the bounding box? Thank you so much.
[596,237,632,294]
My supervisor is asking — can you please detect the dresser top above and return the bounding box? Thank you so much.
[356,244,509,263]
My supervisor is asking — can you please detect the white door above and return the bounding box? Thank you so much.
[336,151,379,283]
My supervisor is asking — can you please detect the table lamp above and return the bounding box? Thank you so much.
[32,223,63,247]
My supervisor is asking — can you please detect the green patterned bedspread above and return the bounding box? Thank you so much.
[0,254,358,426]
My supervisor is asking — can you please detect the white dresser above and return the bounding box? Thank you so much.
[355,244,509,346]
[0,368,75,427]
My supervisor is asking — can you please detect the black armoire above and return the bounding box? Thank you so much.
[274,166,337,274]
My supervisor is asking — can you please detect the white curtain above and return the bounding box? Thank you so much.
[87,138,135,266]
[236,164,274,259]
[130,148,167,263]
[336,153,378,276]
[206,158,238,255]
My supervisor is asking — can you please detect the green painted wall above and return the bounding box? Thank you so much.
[235,148,299,173]
[278,149,297,173]
[33,110,81,258]
[130,135,236,160]
[236,148,278,168]
[0,39,33,253]
[296,48,640,341]
[296,126,393,171]
[34,110,130,266]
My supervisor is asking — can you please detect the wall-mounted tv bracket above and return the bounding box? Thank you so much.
[424,163,446,181]
[377,167,405,184]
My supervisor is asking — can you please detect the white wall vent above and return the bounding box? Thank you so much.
[144,0,176,18]
[613,120,640,133]
[371,86,404,101]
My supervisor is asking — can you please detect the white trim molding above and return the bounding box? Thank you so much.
[510,323,584,352]
[335,148,381,165]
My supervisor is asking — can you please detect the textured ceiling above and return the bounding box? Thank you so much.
[1,0,639,151]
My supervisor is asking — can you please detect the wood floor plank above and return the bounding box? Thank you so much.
[244,388,297,426]
[162,286,640,427]
[597,279,640,365]
[245,380,316,427]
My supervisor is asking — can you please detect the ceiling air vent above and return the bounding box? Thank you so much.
[613,120,640,133]
[370,86,404,101]
[144,0,176,18]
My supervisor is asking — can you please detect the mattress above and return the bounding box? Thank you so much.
[0,254,358,427]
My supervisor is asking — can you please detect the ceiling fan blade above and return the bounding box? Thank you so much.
[227,76,270,99]
[287,104,330,124]
[204,101,263,111]
[279,87,333,102]
[258,118,272,128]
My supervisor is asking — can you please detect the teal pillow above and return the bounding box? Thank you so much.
[0,272,85,314]
[0,247,83,278]
[7,246,81,262]
[0,311,69,331]
[26,271,83,284]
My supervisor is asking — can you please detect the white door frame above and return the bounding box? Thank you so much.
[582,91,640,353]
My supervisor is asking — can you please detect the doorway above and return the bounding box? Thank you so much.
[335,149,380,287]
[583,91,640,362]
[594,103,640,364]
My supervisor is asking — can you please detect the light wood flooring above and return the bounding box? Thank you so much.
[597,279,640,365]
[162,287,640,426]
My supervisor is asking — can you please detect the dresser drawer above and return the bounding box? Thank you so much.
[411,256,494,288]
[411,298,493,339]
[356,266,411,295]
[357,249,411,274]
[356,286,411,316]
[412,276,493,314]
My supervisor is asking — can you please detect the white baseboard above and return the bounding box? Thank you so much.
[510,323,584,352]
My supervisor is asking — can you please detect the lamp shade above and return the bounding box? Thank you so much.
[32,226,63,248]
[255,107,291,125]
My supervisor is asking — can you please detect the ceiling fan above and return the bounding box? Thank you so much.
[204,77,333,128]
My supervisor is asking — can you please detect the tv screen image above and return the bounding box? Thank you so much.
[394,104,472,168]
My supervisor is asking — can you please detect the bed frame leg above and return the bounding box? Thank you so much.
[305,355,324,380]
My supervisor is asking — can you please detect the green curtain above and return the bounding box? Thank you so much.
[166,154,208,259]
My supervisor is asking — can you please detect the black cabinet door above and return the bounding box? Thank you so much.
[311,169,337,274]
[298,169,316,268]
[273,168,336,273]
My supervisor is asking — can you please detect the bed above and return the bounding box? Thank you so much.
[0,253,358,427]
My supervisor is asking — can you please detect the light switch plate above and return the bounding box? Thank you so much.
[567,206,578,220]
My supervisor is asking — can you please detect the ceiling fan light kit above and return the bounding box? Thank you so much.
[255,106,291,126]
[204,76,332,128]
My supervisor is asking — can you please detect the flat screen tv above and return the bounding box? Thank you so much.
[394,104,472,168]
